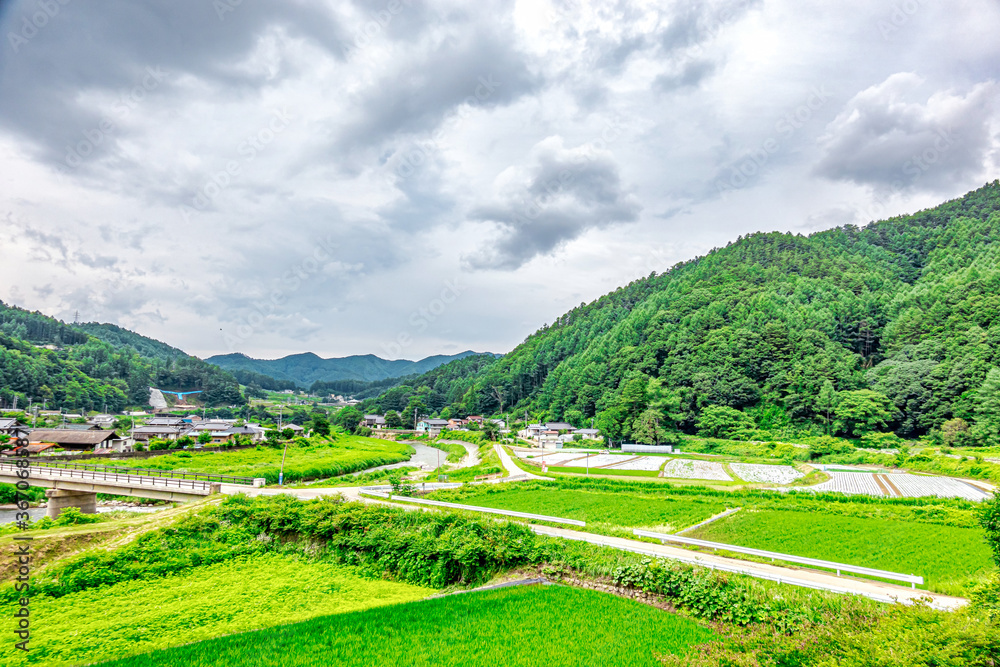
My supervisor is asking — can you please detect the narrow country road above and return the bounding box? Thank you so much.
[219,480,966,610]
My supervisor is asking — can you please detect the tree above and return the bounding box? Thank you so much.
[817,380,837,434]
[696,405,755,439]
[281,427,294,441]
[265,429,280,445]
[832,390,894,437]
[632,408,671,445]
[333,406,362,430]
[974,368,1000,446]
[563,409,585,429]
[384,410,404,429]
[940,418,971,447]
[977,493,1000,568]
[197,430,212,445]
[310,416,331,437]
[595,406,628,445]
[401,397,429,429]
[481,420,501,441]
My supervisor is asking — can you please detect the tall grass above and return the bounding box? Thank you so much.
[0,553,431,667]
[96,585,715,667]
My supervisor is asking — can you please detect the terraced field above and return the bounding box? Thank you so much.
[96,585,715,667]
[428,486,726,532]
[808,471,991,501]
[689,509,995,595]
[661,459,732,481]
[730,463,804,484]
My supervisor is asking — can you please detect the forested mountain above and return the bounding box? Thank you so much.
[0,302,245,411]
[362,181,1000,446]
[206,350,486,386]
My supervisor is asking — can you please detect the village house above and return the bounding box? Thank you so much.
[416,418,449,436]
[27,428,130,453]
[362,415,386,429]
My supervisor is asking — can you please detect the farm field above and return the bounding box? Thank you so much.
[730,462,804,484]
[809,471,991,501]
[113,435,413,484]
[0,553,432,667]
[95,584,715,667]
[689,509,995,595]
[427,486,727,532]
[661,459,732,481]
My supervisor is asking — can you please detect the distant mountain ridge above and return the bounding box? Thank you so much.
[205,350,486,386]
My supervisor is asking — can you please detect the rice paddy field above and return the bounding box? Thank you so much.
[112,435,413,483]
[689,509,996,595]
[427,486,727,533]
[0,553,432,667]
[96,585,715,667]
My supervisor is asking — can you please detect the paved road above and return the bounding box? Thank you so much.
[493,444,548,480]
[527,524,966,610]
[221,481,965,610]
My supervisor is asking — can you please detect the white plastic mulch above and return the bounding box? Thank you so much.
[809,472,885,496]
[605,456,666,471]
[660,459,732,481]
[562,454,632,468]
[516,451,584,465]
[729,463,804,484]
[887,474,990,501]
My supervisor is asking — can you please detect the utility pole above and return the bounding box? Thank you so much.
[278,439,289,486]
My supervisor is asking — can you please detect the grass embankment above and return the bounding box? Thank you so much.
[690,509,994,595]
[1,554,430,667]
[96,585,714,667]
[429,478,993,593]
[117,435,413,484]
[424,439,468,463]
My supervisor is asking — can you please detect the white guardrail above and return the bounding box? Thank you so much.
[530,527,954,608]
[358,489,585,527]
[633,529,923,588]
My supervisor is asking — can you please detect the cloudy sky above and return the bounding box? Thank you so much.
[1,0,998,361]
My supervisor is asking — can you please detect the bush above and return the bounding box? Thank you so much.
[806,435,854,459]
[696,406,756,439]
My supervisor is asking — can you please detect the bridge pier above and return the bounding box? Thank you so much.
[46,489,98,519]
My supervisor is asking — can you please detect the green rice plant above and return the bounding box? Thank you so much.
[690,509,996,595]
[428,486,727,534]
[94,585,715,667]
[0,553,431,667]
[115,435,413,483]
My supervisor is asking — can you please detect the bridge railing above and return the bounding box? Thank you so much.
[0,462,218,492]
[21,460,256,486]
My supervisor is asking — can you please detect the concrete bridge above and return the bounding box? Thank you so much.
[0,461,260,518]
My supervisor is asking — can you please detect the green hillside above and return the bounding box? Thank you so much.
[206,350,486,386]
[0,302,245,411]
[362,181,1000,446]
